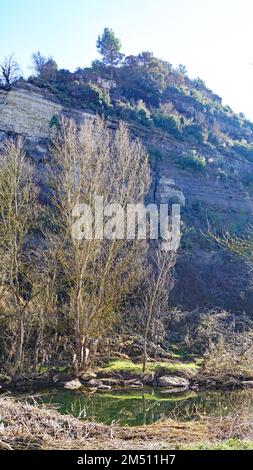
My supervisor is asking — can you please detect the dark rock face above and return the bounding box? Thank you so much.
[1,85,253,313]
[191,374,253,390]
[170,250,253,312]
[144,128,253,312]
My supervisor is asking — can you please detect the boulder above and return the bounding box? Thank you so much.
[10,373,53,390]
[99,378,121,386]
[79,372,97,382]
[86,379,103,388]
[129,380,143,388]
[11,374,29,388]
[96,369,134,379]
[52,372,73,384]
[63,378,82,390]
[157,375,189,388]
[97,384,112,391]
[140,372,155,385]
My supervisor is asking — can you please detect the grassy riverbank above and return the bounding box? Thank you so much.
[0,396,252,450]
[96,358,200,375]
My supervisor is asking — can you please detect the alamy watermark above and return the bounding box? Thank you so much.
[71,196,181,251]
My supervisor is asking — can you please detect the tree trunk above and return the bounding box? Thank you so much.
[142,306,152,373]
[14,312,24,371]
[75,334,90,371]
[142,337,147,373]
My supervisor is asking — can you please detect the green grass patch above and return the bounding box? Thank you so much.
[180,438,253,450]
[97,359,200,375]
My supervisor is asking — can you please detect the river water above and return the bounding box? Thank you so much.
[33,388,253,426]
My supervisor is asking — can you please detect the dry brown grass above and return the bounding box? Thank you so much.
[209,411,253,441]
[202,339,253,378]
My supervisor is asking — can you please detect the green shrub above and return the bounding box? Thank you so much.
[49,115,60,129]
[153,112,181,136]
[115,100,153,127]
[217,169,228,182]
[82,83,107,109]
[177,150,206,171]
[148,147,164,168]
[183,123,204,142]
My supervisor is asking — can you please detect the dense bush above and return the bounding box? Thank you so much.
[81,82,108,109]
[114,100,153,127]
[153,112,181,135]
[166,308,253,355]
[183,123,204,142]
[176,150,206,171]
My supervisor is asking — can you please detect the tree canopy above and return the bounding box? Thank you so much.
[96,27,124,77]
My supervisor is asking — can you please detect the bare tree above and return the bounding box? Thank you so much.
[31,52,58,81]
[31,51,47,76]
[0,55,20,86]
[209,229,253,264]
[0,139,39,371]
[48,116,151,370]
[142,245,176,373]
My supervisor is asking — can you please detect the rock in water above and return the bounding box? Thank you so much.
[157,375,189,388]
[86,379,103,388]
[79,372,97,382]
[140,372,155,385]
[63,378,82,390]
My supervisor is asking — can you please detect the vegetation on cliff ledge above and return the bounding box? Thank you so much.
[1,28,253,157]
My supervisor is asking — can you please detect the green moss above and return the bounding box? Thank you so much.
[97,359,200,374]
[170,344,195,359]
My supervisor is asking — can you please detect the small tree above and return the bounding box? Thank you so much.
[0,139,39,371]
[96,27,124,78]
[32,52,58,81]
[31,51,47,75]
[142,245,176,373]
[49,116,151,370]
[0,55,20,86]
[209,229,253,270]
[177,64,188,76]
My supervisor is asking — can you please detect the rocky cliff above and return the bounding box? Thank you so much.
[1,84,253,313]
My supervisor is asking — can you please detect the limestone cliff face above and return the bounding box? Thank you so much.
[0,85,253,312]
[0,88,64,138]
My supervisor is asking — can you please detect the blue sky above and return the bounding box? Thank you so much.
[1,0,253,119]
